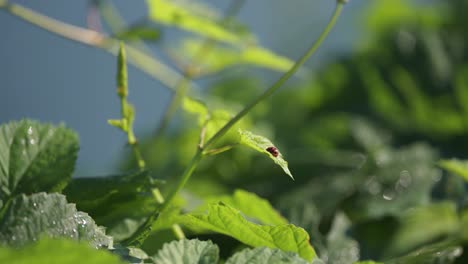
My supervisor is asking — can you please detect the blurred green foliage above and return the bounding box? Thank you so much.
[125,0,468,262]
[3,0,468,263]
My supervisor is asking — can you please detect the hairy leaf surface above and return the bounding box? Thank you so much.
[152,239,219,264]
[0,193,112,248]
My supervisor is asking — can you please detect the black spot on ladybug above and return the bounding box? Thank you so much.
[266,146,279,157]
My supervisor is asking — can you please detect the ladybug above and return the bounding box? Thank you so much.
[266,146,279,157]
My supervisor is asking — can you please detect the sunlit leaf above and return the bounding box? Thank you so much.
[238,129,293,179]
[180,202,316,261]
[147,0,240,44]
[152,239,219,264]
[204,109,238,144]
[438,159,468,181]
[182,97,209,125]
[202,189,288,226]
[178,39,294,74]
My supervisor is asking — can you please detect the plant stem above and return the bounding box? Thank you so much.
[95,0,153,55]
[204,3,344,149]
[124,149,203,246]
[0,2,183,90]
[124,1,345,246]
[165,0,345,213]
[152,0,247,138]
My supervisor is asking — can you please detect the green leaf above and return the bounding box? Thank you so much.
[225,247,309,264]
[354,262,383,264]
[438,159,468,181]
[238,129,293,179]
[180,202,316,261]
[112,244,151,264]
[204,110,233,142]
[0,192,112,248]
[182,97,209,125]
[0,238,125,264]
[0,120,79,207]
[108,119,125,130]
[242,46,294,72]
[147,0,240,45]
[152,239,219,264]
[178,39,294,74]
[63,171,162,241]
[202,189,288,226]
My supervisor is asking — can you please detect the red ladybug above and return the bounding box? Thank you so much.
[266,146,279,157]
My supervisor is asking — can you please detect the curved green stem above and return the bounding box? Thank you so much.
[204,3,344,149]
[152,0,248,139]
[123,149,203,246]
[124,1,345,246]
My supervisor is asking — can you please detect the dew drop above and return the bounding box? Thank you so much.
[11,235,16,241]
[450,247,463,257]
[382,190,395,201]
[366,177,381,195]
[51,220,56,226]
[29,139,36,145]
[398,170,412,188]
[32,202,37,208]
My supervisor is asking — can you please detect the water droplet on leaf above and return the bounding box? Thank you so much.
[382,190,395,201]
